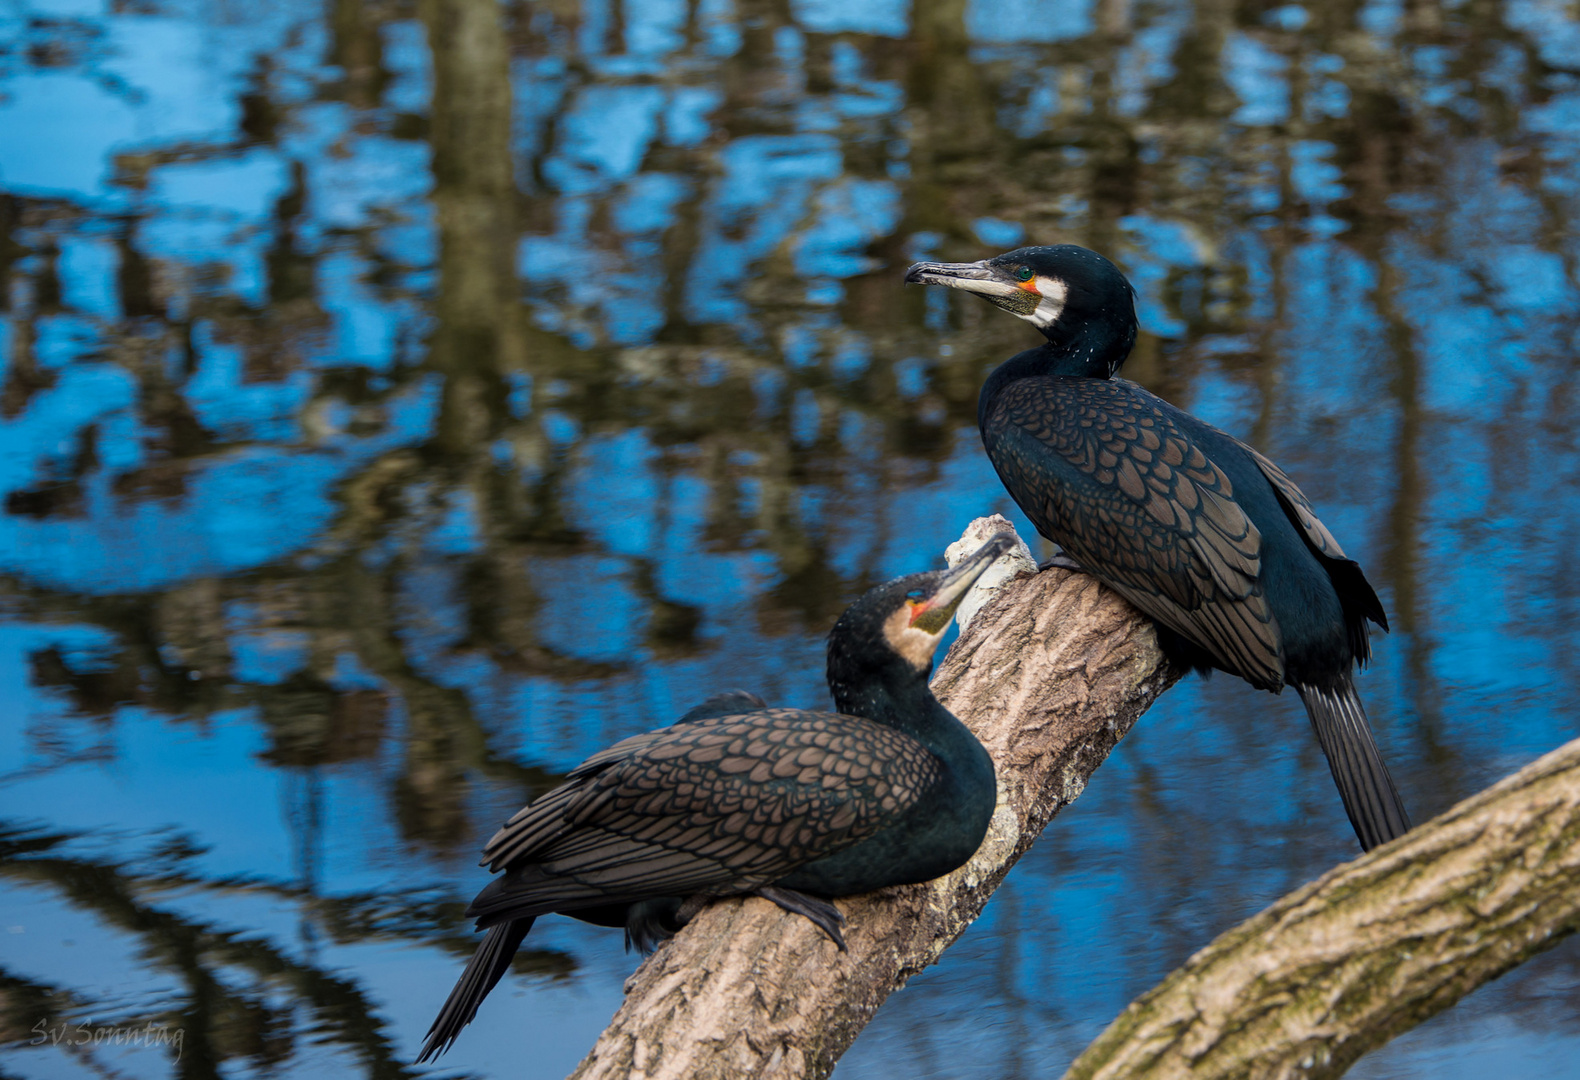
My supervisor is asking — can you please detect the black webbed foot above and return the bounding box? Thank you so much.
[1039,551,1084,572]
[623,897,684,953]
[754,885,847,951]
[674,894,710,927]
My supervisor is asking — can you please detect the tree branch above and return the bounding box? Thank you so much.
[567,516,1181,1080]
[1062,734,1580,1080]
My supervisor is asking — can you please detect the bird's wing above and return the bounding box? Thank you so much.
[471,709,941,917]
[985,376,1284,688]
[554,691,770,783]
[674,689,769,724]
[1241,439,1387,640]
[1241,444,1347,560]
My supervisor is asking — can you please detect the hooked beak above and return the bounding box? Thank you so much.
[905,260,1042,319]
[904,260,1018,298]
[909,532,1017,634]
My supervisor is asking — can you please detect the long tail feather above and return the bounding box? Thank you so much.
[1296,677,1411,851]
[416,918,533,1063]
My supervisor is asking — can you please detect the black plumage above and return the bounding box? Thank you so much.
[906,244,1410,853]
[416,534,1012,1062]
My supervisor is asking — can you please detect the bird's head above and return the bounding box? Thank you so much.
[905,244,1138,376]
[826,532,1017,707]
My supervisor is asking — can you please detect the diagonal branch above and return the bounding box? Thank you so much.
[567,517,1181,1080]
[1062,733,1580,1080]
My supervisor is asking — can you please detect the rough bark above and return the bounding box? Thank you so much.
[1063,735,1580,1080]
[567,516,1181,1080]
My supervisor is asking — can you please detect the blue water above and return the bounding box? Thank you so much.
[2,0,1579,1077]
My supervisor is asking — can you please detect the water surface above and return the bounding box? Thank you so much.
[2,0,1580,1077]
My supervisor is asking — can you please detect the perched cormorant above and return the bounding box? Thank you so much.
[416,534,1012,1062]
[906,245,1409,853]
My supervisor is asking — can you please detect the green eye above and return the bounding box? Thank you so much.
[1016,266,1034,282]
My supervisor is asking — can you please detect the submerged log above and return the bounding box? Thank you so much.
[567,515,1181,1079]
[1062,734,1580,1080]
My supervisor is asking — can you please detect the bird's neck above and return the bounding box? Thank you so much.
[979,317,1137,417]
[834,676,976,761]
[1041,305,1137,375]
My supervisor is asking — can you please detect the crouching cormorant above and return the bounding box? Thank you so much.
[417,533,1013,1062]
[906,245,1409,853]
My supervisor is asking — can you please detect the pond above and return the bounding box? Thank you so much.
[2,0,1579,1077]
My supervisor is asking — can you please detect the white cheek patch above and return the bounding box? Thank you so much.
[884,607,946,671]
[1025,275,1068,328]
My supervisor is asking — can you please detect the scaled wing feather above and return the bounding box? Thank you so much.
[985,376,1285,689]
[472,708,942,920]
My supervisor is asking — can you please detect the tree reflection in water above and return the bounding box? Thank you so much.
[2,0,1579,1076]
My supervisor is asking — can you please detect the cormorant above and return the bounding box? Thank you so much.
[906,245,1409,853]
[417,533,1012,1062]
